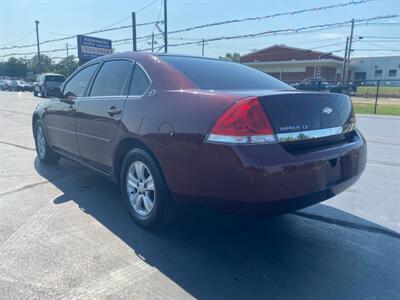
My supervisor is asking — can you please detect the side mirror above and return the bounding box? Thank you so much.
[46,87,62,99]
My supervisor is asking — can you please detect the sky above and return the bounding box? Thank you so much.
[1,0,399,62]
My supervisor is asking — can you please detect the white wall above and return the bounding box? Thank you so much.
[350,56,400,81]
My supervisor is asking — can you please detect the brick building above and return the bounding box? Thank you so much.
[240,45,344,82]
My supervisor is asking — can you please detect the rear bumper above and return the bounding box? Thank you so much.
[171,130,367,215]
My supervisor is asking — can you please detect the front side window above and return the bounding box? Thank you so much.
[90,60,133,97]
[62,64,98,99]
[129,65,150,96]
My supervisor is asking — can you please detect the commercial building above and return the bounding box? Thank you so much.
[241,45,400,85]
[240,45,343,82]
[349,56,400,83]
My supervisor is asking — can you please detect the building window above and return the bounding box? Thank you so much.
[374,70,383,77]
[388,69,397,77]
[354,72,366,81]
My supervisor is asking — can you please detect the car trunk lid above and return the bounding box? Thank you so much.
[256,92,354,143]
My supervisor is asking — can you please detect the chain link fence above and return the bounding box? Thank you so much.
[283,78,400,116]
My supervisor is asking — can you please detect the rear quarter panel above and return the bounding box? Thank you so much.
[118,89,240,194]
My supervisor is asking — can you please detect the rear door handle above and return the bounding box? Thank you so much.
[107,107,121,116]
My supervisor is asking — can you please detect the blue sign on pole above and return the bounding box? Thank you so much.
[77,35,112,61]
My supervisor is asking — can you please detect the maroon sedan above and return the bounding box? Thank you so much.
[32,52,366,228]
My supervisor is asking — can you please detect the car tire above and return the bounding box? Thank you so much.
[34,120,60,164]
[40,87,45,98]
[33,89,38,97]
[120,148,178,229]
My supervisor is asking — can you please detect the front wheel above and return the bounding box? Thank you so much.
[120,148,178,228]
[40,87,46,98]
[34,121,60,164]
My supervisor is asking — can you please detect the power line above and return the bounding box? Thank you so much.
[137,0,160,13]
[116,14,400,46]
[1,15,398,58]
[168,15,398,45]
[0,30,35,47]
[0,20,161,51]
[0,0,378,52]
[40,29,72,37]
[100,16,131,30]
[357,35,400,39]
[356,39,399,49]
[352,49,400,51]
[361,22,400,25]
[91,0,161,31]
[159,0,377,35]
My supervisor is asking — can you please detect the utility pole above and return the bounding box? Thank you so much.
[66,43,69,57]
[345,18,355,83]
[163,0,167,53]
[341,37,349,83]
[202,38,205,56]
[151,33,155,52]
[132,12,137,51]
[35,20,41,74]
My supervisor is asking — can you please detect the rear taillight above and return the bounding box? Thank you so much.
[343,109,356,133]
[206,96,276,144]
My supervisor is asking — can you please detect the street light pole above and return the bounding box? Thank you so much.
[132,12,137,51]
[163,0,167,53]
[345,19,355,83]
[341,37,349,83]
[202,38,205,56]
[35,20,41,74]
[151,33,154,52]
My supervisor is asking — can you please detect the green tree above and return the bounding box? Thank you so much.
[1,57,27,77]
[53,56,79,77]
[30,54,53,74]
[219,52,241,62]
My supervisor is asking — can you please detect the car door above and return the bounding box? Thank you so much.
[75,59,134,173]
[43,63,99,156]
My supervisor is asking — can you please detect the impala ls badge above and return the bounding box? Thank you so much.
[322,107,333,115]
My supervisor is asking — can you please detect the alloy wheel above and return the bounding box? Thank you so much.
[126,161,156,216]
[36,126,46,159]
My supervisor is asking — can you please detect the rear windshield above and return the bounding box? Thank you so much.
[45,75,65,82]
[160,55,291,90]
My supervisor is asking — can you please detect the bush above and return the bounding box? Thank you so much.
[356,86,400,98]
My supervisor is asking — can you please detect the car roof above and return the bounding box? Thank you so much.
[82,51,225,65]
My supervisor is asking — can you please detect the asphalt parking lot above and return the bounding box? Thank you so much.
[0,91,399,299]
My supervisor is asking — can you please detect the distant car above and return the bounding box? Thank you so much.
[33,73,65,97]
[3,80,13,90]
[0,79,6,90]
[9,80,19,91]
[32,52,366,229]
[291,78,342,93]
[15,80,33,92]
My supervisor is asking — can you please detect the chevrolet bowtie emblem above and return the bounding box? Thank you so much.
[322,107,333,115]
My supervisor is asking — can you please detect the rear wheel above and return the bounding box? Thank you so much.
[33,89,38,97]
[34,121,60,164]
[120,148,178,228]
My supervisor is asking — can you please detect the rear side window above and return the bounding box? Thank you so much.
[45,75,65,82]
[62,64,98,99]
[90,60,133,97]
[160,55,291,90]
[129,65,150,96]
